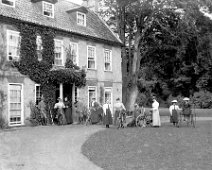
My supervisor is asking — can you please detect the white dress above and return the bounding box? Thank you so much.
[152,100,161,127]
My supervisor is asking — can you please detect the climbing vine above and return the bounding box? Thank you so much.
[14,23,86,124]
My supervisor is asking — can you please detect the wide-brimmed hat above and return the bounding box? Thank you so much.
[183,97,190,101]
[171,100,177,103]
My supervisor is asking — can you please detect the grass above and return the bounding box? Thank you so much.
[144,108,212,117]
[82,121,212,170]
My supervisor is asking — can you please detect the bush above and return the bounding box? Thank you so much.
[29,101,43,126]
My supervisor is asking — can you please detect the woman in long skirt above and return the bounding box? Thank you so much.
[151,96,161,127]
[103,100,113,128]
[64,97,73,124]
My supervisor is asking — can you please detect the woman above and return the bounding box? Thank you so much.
[169,100,181,126]
[102,100,113,128]
[64,97,73,124]
[54,97,66,125]
[151,96,161,127]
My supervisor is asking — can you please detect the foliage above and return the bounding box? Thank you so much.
[100,0,212,108]
[192,91,212,108]
[0,90,7,129]
[13,23,86,124]
[29,101,43,126]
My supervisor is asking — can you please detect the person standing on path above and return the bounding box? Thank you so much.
[151,96,161,127]
[113,98,126,126]
[54,97,66,125]
[64,97,73,124]
[103,100,113,128]
[169,100,181,126]
[38,96,47,125]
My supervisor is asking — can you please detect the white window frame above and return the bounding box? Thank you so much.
[87,45,96,70]
[1,0,15,7]
[36,36,43,61]
[8,83,24,126]
[35,84,42,105]
[77,11,86,26]
[88,86,97,108]
[42,1,54,18]
[104,49,112,71]
[104,87,113,114]
[54,39,64,66]
[7,30,20,61]
[69,42,79,66]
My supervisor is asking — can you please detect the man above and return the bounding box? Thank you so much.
[113,98,126,126]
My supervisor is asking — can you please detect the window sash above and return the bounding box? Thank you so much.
[69,43,78,65]
[77,12,86,26]
[43,2,54,17]
[87,46,96,69]
[7,30,20,61]
[104,50,112,71]
[35,85,42,105]
[88,87,96,108]
[2,0,15,7]
[36,36,43,61]
[54,40,63,66]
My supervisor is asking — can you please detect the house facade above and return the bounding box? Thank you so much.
[0,0,122,126]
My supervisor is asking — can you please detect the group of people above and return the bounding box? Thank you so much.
[37,94,192,128]
[169,97,192,127]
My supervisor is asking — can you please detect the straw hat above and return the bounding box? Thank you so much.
[183,97,190,101]
[171,100,177,103]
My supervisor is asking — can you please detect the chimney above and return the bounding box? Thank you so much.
[82,0,99,13]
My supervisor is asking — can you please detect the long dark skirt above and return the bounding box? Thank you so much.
[103,108,112,125]
[172,110,178,123]
[64,108,73,124]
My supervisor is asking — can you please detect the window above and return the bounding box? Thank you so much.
[8,84,23,126]
[69,42,78,65]
[104,49,112,71]
[77,12,86,26]
[104,88,112,105]
[88,86,97,108]
[7,30,20,61]
[1,0,15,7]
[42,1,54,18]
[36,36,42,61]
[35,84,42,105]
[54,39,63,66]
[87,46,96,69]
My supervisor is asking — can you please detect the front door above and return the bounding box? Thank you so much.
[8,84,23,126]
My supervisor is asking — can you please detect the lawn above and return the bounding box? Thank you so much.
[82,121,212,170]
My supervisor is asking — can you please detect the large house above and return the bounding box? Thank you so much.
[0,0,122,126]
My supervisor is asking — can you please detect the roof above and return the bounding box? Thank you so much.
[0,0,122,45]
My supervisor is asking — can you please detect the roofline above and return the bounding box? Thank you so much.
[0,15,123,47]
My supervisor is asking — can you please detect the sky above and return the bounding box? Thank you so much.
[67,0,83,5]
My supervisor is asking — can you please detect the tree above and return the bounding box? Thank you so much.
[99,0,212,110]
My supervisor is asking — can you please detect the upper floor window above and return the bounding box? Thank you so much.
[36,36,43,61]
[7,30,20,61]
[104,49,112,71]
[69,42,78,65]
[77,12,86,26]
[42,1,54,18]
[1,0,15,7]
[54,39,63,66]
[87,46,96,69]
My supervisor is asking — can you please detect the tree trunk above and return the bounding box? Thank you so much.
[125,32,141,111]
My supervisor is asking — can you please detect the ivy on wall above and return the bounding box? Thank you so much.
[14,23,86,123]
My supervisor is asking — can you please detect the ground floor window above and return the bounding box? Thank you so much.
[104,88,112,104]
[88,86,97,108]
[35,84,42,105]
[8,84,23,126]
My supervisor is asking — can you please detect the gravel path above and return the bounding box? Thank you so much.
[0,125,104,170]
